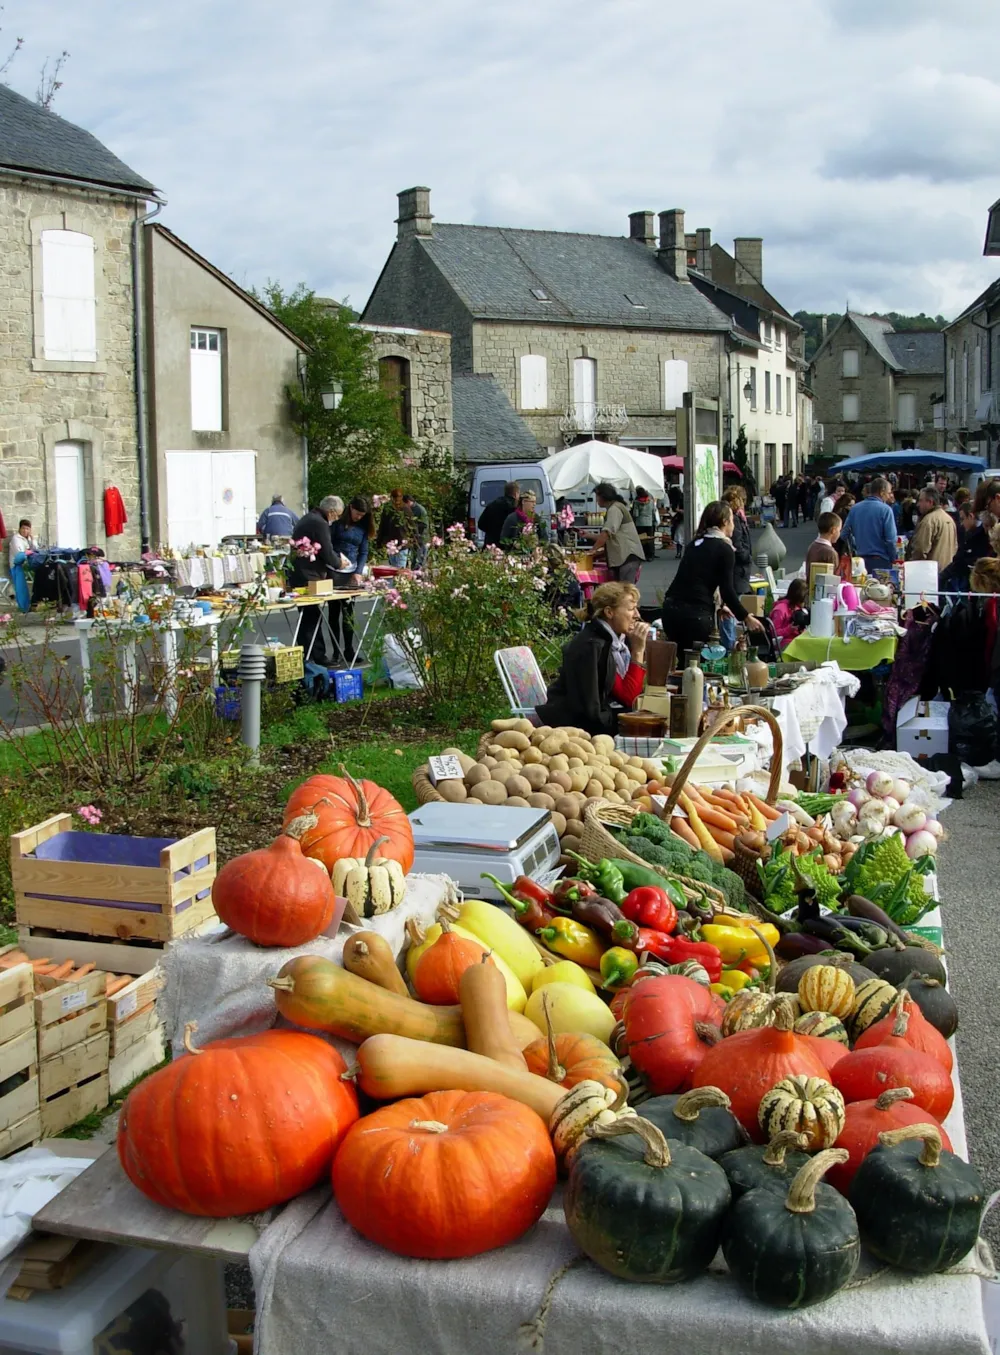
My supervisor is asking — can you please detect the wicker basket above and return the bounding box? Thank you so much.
[412,766,445,805]
[578,802,726,908]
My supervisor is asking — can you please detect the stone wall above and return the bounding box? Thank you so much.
[809,321,892,457]
[471,320,726,450]
[0,177,140,558]
[360,324,453,465]
[944,307,999,455]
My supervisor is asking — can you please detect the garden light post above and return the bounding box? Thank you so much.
[321,381,343,411]
[238,642,266,765]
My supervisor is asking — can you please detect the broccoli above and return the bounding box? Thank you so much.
[624,835,678,868]
[712,865,746,911]
[631,813,681,849]
[763,847,841,912]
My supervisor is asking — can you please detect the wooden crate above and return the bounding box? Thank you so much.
[39,1032,109,1101]
[16,925,208,978]
[0,1019,40,1158]
[109,1026,165,1096]
[11,815,217,943]
[40,1072,109,1138]
[0,962,36,1048]
[109,1000,161,1059]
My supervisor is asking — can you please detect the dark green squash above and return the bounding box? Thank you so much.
[865,947,947,987]
[564,1115,731,1284]
[719,1129,812,1200]
[849,1124,984,1273]
[899,976,958,1039]
[640,1086,744,1159]
[722,1148,860,1308]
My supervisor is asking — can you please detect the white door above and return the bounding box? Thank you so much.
[210,452,257,538]
[53,440,86,548]
[573,358,596,428]
[165,451,257,546]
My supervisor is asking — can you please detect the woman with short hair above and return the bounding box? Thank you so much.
[500,492,550,546]
[661,501,765,656]
[329,495,375,664]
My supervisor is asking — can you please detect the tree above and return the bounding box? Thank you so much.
[724,424,756,496]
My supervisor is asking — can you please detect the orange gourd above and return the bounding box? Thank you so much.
[853,992,953,1072]
[827,1087,953,1195]
[799,1032,850,1075]
[332,1089,556,1258]
[412,922,487,1005]
[523,995,627,1100]
[212,813,337,947]
[831,1005,954,1120]
[283,767,414,874]
[118,1025,358,1216]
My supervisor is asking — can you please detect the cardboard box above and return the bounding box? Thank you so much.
[896,697,949,760]
[740,594,766,617]
[307,578,333,596]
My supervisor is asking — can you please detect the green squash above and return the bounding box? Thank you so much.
[722,1149,860,1308]
[564,1115,731,1284]
[719,1129,812,1199]
[640,1086,744,1159]
[849,1125,984,1273]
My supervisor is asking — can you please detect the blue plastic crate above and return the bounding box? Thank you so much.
[328,668,363,703]
[214,685,241,720]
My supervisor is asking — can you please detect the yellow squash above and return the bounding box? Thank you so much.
[447,898,545,988]
[531,961,596,995]
[406,921,526,1012]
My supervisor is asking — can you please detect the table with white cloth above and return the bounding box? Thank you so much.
[770,663,860,770]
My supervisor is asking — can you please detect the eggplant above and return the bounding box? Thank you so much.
[834,917,894,950]
[844,894,910,946]
[800,915,874,957]
[774,932,831,962]
[864,946,947,987]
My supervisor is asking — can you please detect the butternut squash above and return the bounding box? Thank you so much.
[342,932,409,997]
[459,955,527,1070]
[268,955,539,1048]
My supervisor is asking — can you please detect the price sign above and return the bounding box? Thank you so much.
[766,812,791,842]
[428,755,464,786]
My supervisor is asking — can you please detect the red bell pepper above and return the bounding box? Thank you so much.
[627,928,722,982]
[552,877,598,911]
[620,886,677,935]
[480,874,555,930]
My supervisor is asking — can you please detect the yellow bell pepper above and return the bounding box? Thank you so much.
[700,924,770,968]
[710,982,737,1001]
[711,917,781,949]
[720,968,753,991]
[535,917,605,970]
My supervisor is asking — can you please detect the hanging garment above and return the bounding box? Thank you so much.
[77,564,93,611]
[921,599,989,698]
[103,486,127,537]
[0,506,6,540]
[96,561,112,595]
[884,610,937,735]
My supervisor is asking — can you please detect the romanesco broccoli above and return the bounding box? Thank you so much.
[851,834,932,922]
[763,846,842,912]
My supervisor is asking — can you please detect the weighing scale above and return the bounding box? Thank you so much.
[408,803,562,899]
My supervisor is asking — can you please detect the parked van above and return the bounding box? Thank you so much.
[469,462,558,542]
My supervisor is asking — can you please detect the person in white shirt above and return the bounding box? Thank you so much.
[9,518,35,613]
[817,482,839,518]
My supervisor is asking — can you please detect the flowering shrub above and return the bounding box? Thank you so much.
[377,526,562,713]
[291,537,321,562]
[76,804,103,826]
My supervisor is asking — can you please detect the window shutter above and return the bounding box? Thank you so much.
[663,359,688,410]
[519,354,548,410]
[843,393,860,421]
[42,230,97,361]
[842,349,859,378]
[190,329,223,431]
[573,357,596,424]
[775,374,782,413]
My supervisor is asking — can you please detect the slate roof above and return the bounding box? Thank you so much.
[706,244,798,325]
[417,224,730,331]
[0,84,155,194]
[848,312,900,369]
[948,277,1000,328]
[451,374,539,463]
[884,330,944,375]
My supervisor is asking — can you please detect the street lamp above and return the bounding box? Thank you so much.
[743,378,752,402]
[320,380,343,411]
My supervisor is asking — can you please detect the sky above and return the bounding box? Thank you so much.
[6,0,1000,320]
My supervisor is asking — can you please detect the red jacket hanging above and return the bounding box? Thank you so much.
[104,486,127,537]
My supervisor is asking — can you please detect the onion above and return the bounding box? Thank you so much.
[866,771,894,797]
[891,778,911,803]
[892,803,927,834]
[846,788,870,810]
[923,818,944,840]
[905,830,938,859]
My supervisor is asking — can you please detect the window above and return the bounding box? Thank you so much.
[948,350,956,407]
[765,371,772,412]
[54,440,86,547]
[519,354,548,410]
[663,358,688,410]
[573,357,597,427]
[974,343,983,405]
[764,443,777,487]
[530,287,550,302]
[41,230,96,361]
[775,373,782,414]
[379,355,411,432]
[896,393,917,429]
[842,348,859,378]
[761,319,773,346]
[837,441,865,458]
[842,393,860,421]
[786,376,792,414]
[748,366,757,410]
[190,328,223,431]
[775,327,783,350]
[624,293,646,309]
[782,443,793,474]
[962,346,969,416]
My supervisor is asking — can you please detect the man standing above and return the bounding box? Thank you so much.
[772,475,787,525]
[842,476,897,573]
[592,482,646,584]
[478,481,519,548]
[805,512,842,573]
[402,493,429,567]
[289,496,345,667]
[907,488,958,569]
[631,486,659,559]
[257,494,297,539]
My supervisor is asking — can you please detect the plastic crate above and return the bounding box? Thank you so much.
[328,668,363,702]
[214,685,241,719]
[220,646,304,684]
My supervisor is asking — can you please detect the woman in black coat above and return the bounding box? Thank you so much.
[661,501,765,657]
[536,582,649,735]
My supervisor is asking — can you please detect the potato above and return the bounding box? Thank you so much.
[465,763,491,787]
[568,790,589,805]
[495,730,530,751]
[559,833,578,853]
[562,817,585,839]
[585,778,606,800]
[627,755,645,770]
[542,782,566,801]
[567,769,590,794]
[527,792,556,812]
[490,717,522,732]
[550,811,567,838]
[437,779,468,802]
[589,753,610,766]
[631,782,650,800]
[554,795,580,822]
[595,768,617,791]
[641,759,661,780]
[441,747,477,775]
[584,795,606,812]
[499,748,521,763]
[561,727,591,741]
[608,751,627,770]
[564,740,591,760]
[539,735,567,756]
[506,795,530,808]
[548,770,572,792]
[530,726,553,746]
[548,754,570,774]
[634,795,654,813]
[506,775,532,799]
[487,743,504,758]
[470,779,508,805]
[613,771,632,792]
[490,763,518,784]
[604,789,624,804]
[521,746,545,765]
[522,765,549,790]
[592,734,616,755]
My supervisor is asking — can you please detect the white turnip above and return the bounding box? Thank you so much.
[866,771,894,797]
[893,803,927,835]
[905,830,938,859]
[846,788,871,811]
[923,818,944,840]
[891,778,911,804]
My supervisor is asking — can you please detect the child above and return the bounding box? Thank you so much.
[769,578,810,647]
[804,512,841,573]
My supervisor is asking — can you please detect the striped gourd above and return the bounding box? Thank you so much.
[721,989,776,1037]
[797,965,855,1020]
[793,1011,850,1045]
[758,1075,846,1150]
[850,978,898,1040]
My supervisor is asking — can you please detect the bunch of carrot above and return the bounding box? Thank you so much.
[660,781,781,865]
[0,950,132,995]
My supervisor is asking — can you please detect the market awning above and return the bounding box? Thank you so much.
[829,450,987,473]
[544,440,665,496]
[661,455,741,476]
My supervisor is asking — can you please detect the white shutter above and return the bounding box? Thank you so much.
[775,374,782,413]
[42,231,96,361]
[54,441,86,547]
[974,345,982,404]
[663,359,688,410]
[896,393,916,429]
[842,393,860,422]
[519,354,547,410]
[190,329,223,431]
[211,451,257,538]
[573,358,596,426]
[166,452,214,547]
[837,441,865,458]
[842,349,859,378]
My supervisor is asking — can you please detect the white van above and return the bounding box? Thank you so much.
[469,463,558,542]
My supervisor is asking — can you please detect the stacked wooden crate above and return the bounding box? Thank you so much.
[0,963,40,1157]
[33,967,109,1136]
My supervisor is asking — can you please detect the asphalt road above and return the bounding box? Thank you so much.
[638,520,816,609]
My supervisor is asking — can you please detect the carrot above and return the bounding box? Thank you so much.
[714,788,751,815]
[711,829,736,853]
[69,963,96,978]
[0,951,30,968]
[29,958,53,970]
[46,961,75,982]
[670,816,701,850]
[690,801,739,835]
[719,846,735,864]
[105,976,133,996]
[678,793,724,864]
[747,792,782,823]
[33,963,58,975]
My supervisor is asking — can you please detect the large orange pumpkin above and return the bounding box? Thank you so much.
[212,813,338,947]
[118,1026,359,1217]
[283,769,414,875]
[332,1090,556,1258]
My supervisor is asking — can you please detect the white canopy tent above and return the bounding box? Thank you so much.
[544,440,665,498]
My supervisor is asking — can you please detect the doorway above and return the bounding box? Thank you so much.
[54,440,86,548]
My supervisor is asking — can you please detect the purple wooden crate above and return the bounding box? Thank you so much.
[30,831,212,913]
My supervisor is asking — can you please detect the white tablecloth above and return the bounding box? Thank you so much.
[772,664,860,768]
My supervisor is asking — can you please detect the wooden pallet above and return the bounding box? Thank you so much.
[0,962,35,1047]
[6,1232,106,1299]
[108,1001,161,1059]
[40,1070,109,1138]
[39,1032,109,1102]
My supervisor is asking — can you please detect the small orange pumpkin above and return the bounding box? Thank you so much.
[412,922,489,1005]
[283,767,414,874]
[523,993,627,1101]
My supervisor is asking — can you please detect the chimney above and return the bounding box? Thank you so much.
[658,209,687,282]
[396,187,433,240]
[629,211,656,248]
[695,227,712,279]
[821,316,828,343]
[733,237,763,285]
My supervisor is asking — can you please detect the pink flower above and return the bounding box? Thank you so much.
[431,535,444,547]
[76,805,102,826]
[384,540,400,556]
[0,614,11,625]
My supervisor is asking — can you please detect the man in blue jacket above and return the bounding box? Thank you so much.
[843,476,897,572]
[257,494,297,539]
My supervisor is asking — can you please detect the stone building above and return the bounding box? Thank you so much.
[362,189,733,463]
[359,323,453,467]
[809,313,945,460]
[941,279,1000,460]
[0,84,155,557]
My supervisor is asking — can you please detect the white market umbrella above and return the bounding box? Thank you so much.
[544,440,665,498]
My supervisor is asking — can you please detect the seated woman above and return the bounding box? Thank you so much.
[769,578,810,647]
[536,582,648,736]
[661,500,765,655]
[500,492,550,547]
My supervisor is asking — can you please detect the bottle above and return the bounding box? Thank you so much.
[681,653,704,737]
